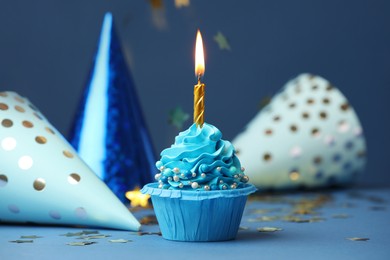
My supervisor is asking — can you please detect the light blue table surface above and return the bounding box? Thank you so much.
[1,188,389,260]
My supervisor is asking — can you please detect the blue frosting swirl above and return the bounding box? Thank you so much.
[155,123,249,191]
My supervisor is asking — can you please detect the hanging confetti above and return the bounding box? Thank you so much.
[168,106,190,130]
[140,215,158,225]
[213,31,231,51]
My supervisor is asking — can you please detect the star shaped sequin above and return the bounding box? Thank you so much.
[214,31,231,51]
[125,187,150,207]
[168,106,189,130]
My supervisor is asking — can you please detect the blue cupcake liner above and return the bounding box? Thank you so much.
[141,183,257,241]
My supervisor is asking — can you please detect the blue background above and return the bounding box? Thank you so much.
[0,0,389,186]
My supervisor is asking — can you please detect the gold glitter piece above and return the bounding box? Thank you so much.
[35,136,47,144]
[1,119,13,128]
[257,227,283,232]
[33,178,46,191]
[0,103,8,110]
[45,127,55,134]
[263,153,272,162]
[22,120,34,128]
[341,103,350,111]
[15,105,25,112]
[68,173,81,184]
[347,237,369,241]
[14,96,25,103]
[63,150,74,158]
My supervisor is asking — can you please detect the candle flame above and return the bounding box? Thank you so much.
[195,29,205,78]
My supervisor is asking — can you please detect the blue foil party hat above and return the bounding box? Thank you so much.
[68,13,156,202]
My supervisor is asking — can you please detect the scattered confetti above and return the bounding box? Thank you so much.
[20,235,42,239]
[109,239,132,243]
[77,234,111,240]
[168,107,189,130]
[347,237,369,242]
[130,231,162,236]
[125,187,150,208]
[174,0,190,8]
[239,226,249,231]
[332,214,350,219]
[140,215,158,225]
[214,31,231,51]
[67,241,97,246]
[257,227,283,232]
[9,240,33,243]
[370,206,386,211]
[248,216,280,222]
[60,231,99,237]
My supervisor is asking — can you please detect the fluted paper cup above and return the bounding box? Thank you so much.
[233,74,366,190]
[142,183,256,241]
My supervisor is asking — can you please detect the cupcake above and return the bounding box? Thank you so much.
[141,123,256,241]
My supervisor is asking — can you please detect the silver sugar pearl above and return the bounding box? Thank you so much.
[192,173,197,177]
[154,173,161,180]
[173,167,180,173]
[173,175,180,182]
[191,182,199,189]
[168,177,172,181]
[219,180,224,184]
[201,173,206,178]
[158,184,163,189]
[222,185,227,190]
[180,173,185,178]
[241,166,245,172]
[242,175,249,183]
[217,167,222,171]
[178,183,184,188]
[159,166,165,171]
[234,175,238,179]
[204,185,210,191]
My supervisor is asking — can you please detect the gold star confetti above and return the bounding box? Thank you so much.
[347,237,369,241]
[125,187,150,208]
[257,227,283,232]
[9,240,33,243]
[175,0,190,8]
[213,31,231,51]
[109,239,132,243]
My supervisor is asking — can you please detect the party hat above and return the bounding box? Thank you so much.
[233,74,366,190]
[0,91,140,230]
[68,13,156,202]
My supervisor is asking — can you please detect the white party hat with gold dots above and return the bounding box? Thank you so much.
[233,74,366,190]
[0,91,140,230]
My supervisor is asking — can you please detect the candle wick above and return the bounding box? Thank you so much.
[197,73,201,84]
